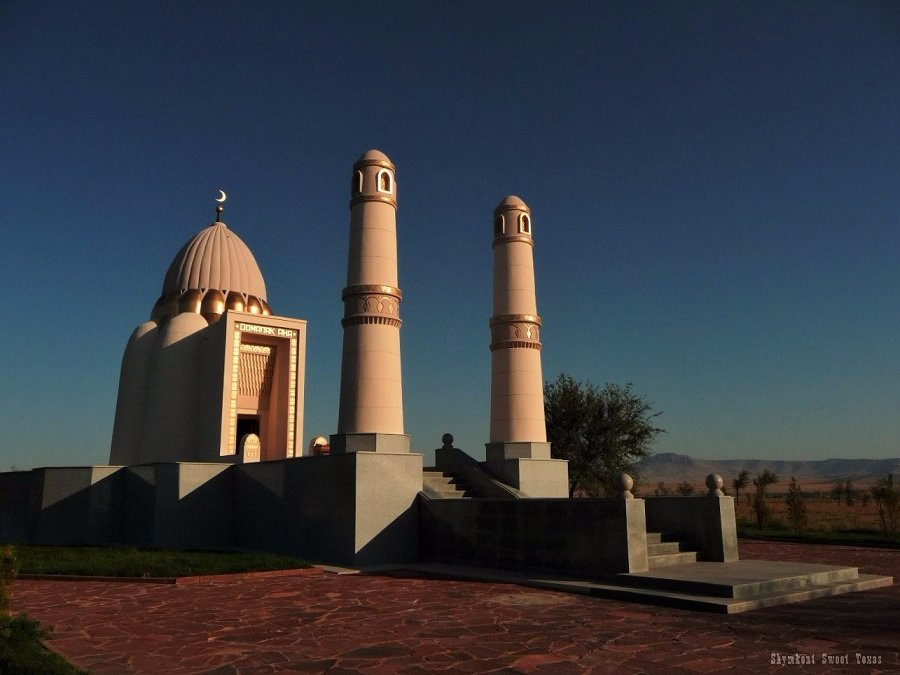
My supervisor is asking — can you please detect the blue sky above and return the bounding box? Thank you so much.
[1,1,898,469]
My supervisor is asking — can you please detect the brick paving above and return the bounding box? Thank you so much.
[10,540,899,674]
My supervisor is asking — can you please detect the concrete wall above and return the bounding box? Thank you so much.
[233,452,421,565]
[0,455,420,568]
[27,467,124,545]
[644,495,739,562]
[142,463,233,550]
[9,459,639,576]
[420,497,648,575]
[483,457,569,498]
[0,471,35,543]
[232,456,358,561]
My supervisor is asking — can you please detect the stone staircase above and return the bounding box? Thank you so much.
[422,468,472,498]
[646,532,697,569]
[401,559,893,614]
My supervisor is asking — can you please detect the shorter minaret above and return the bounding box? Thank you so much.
[331,150,409,453]
[487,195,550,460]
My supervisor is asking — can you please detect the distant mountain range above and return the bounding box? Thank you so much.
[636,452,900,488]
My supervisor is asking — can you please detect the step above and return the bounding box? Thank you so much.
[425,476,457,487]
[422,468,473,499]
[647,542,681,556]
[623,560,863,598]
[428,485,467,495]
[587,573,894,614]
[423,472,466,487]
[648,551,697,568]
[395,562,894,614]
[422,471,471,499]
[646,532,662,545]
[423,476,464,488]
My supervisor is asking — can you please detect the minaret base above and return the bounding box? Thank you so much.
[483,455,569,498]
[485,441,551,461]
[330,433,411,454]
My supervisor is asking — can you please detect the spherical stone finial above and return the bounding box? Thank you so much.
[706,474,725,497]
[441,433,454,449]
[616,473,634,499]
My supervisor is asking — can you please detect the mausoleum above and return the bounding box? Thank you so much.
[110,206,306,466]
[0,150,891,612]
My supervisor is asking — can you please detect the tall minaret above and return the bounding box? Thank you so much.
[487,195,551,461]
[331,150,409,454]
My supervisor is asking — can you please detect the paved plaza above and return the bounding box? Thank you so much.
[11,540,899,673]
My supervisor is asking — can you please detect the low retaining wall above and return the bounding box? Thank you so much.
[644,495,738,562]
[0,455,422,567]
[0,471,35,542]
[419,497,648,575]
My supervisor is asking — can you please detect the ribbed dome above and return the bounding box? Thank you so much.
[162,221,266,300]
[150,220,270,325]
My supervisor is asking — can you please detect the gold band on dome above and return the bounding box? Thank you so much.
[342,284,403,301]
[490,313,541,328]
[493,234,533,247]
[353,158,395,171]
[151,289,270,324]
[350,194,397,209]
[342,315,403,328]
[490,340,543,351]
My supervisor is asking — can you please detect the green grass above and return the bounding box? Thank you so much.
[0,615,86,674]
[737,523,900,548]
[1,545,307,673]
[10,545,310,578]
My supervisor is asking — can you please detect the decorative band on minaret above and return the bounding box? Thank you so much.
[487,195,551,460]
[332,150,410,454]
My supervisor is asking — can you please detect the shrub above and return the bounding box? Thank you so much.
[871,473,899,536]
[0,614,85,674]
[0,546,18,616]
[785,476,808,533]
[654,481,673,496]
[675,481,695,496]
[752,469,778,528]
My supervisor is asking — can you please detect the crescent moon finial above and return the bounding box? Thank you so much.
[215,189,226,222]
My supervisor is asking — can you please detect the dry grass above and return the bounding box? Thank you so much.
[734,494,884,532]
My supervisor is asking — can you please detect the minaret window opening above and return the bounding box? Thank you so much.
[353,170,363,195]
[494,214,505,236]
[376,169,394,194]
[518,213,531,234]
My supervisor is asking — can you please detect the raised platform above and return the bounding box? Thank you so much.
[390,560,893,614]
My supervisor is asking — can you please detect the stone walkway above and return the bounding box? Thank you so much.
[10,540,899,674]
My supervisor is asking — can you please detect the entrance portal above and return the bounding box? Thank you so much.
[236,415,260,453]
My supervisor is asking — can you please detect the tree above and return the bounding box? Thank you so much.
[830,480,844,503]
[654,481,674,496]
[544,374,664,497]
[871,473,899,536]
[844,480,857,507]
[732,470,750,506]
[784,476,807,533]
[752,469,778,528]
[675,481,695,496]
